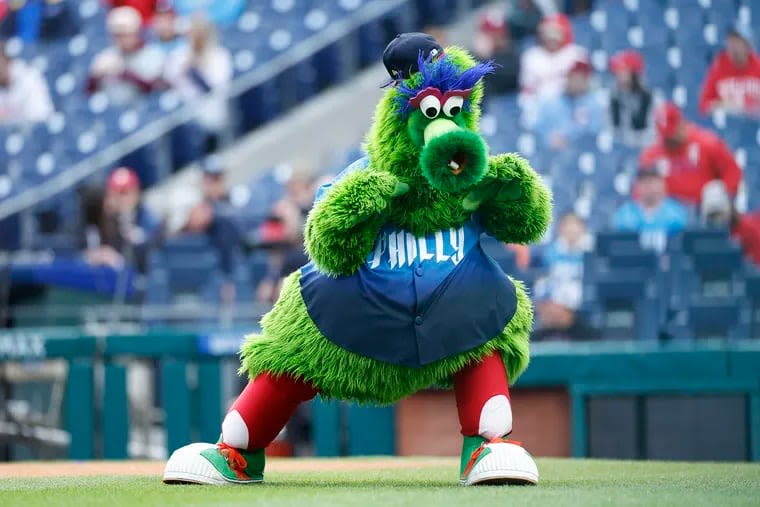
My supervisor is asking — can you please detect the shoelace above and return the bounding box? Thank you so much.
[460,438,523,480]
[218,443,249,480]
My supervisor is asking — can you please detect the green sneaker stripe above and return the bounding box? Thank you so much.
[200,447,265,482]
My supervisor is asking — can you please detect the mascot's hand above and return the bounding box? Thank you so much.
[462,176,522,212]
[462,153,533,211]
[465,153,551,245]
[346,171,409,226]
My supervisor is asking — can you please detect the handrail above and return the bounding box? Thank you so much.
[0,0,407,221]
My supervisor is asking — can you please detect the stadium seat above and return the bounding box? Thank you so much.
[674,300,750,341]
[677,229,731,254]
[595,232,642,257]
[590,271,661,340]
[745,272,760,339]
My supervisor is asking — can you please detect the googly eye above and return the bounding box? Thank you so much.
[442,95,464,117]
[419,94,441,119]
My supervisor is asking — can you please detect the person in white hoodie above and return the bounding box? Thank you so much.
[520,13,587,98]
[165,15,232,151]
[0,41,54,125]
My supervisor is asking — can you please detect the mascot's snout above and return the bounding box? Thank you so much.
[420,117,488,194]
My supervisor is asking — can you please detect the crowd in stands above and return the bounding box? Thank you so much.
[0,1,235,130]
[472,1,760,341]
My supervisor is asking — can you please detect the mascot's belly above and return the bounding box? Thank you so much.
[299,223,517,367]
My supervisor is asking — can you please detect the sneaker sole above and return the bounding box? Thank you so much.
[462,469,538,486]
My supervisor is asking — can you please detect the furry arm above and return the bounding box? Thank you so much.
[464,153,552,244]
[304,168,407,276]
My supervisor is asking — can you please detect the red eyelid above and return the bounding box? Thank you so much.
[442,89,472,103]
[408,87,442,108]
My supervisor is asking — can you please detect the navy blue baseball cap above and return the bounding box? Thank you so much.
[383,32,443,80]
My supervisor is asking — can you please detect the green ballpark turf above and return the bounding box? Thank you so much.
[1,458,759,507]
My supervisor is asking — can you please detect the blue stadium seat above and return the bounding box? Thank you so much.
[724,116,760,150]
[666,4,706,31]
[590,271,661,340]
[676,229,731,254]
[745,272,760,339]
[672,300,750,341]
[248,249,272,290]
[358,19,386,67]
[572,15,596,50]
[164,251,221,296]
[599,30,630,53]
[595,231,642,257]
[641,47,673,90]
[667,231,744,307]
[706,4,739,31]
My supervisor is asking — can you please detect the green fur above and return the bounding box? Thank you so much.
[303,168,403,277]
[238,45,549,404]
[239,272,533,405]
[477,153,553,244]
[362,47,487,237]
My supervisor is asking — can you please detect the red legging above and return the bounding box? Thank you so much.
[222,352,511,451]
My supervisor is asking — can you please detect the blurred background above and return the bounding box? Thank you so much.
[1,0,759,464]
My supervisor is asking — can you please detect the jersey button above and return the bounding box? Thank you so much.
[415,266,424,276]
[414,315,423,325]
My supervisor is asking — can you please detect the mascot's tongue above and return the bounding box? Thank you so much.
[449,153,467,175]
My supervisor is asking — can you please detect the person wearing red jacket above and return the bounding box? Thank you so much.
[640,102,742,205]
[701,180,760,266]
[699,22,760,116]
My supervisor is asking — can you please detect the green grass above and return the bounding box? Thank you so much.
[2,458,759,507]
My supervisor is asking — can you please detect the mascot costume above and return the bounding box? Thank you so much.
[163,33,551,486]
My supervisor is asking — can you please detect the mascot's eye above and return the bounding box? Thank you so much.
[419,95,441,119]
[442,95,464,117]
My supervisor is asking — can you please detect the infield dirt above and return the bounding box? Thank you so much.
[0,457,456,479]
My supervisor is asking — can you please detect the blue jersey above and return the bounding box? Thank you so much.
[299,159,517,368]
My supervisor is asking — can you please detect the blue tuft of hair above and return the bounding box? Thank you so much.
[393,52,495,117]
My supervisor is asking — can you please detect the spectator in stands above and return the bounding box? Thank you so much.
[150,3,183,55]
[0,40,54,124]
[83,167,161,273]
[105,0,158,22]
[520,13,587,98]
[165,15,231,152]
[473,8,520,96]
[609,49,654,148]
[700,22,760,117]
[640,102,743,206]
[701,180,760,266]
[505,0,556,41]
[533,58,603,151]
[254,172,318,304]
[87,6,166,106]
[183,156,243,301]
[0,0,78,41]
[533,212,598,341]
[613,166,687,250]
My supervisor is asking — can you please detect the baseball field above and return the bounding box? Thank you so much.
[1,457,758,507]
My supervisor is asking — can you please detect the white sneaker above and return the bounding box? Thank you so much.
[460,438,539,486]
[163,442,264,485]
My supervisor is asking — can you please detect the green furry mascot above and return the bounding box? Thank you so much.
[164,33,551,487]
